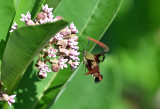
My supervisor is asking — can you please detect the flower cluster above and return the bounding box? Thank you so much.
[9,4,80,79]
[10,4,58,32]
[35,22,80,78]
[6,4,80,107]
[32,5,80,79]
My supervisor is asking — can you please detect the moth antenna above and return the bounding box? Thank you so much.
[87,38,90,51]
[86,37,109,52]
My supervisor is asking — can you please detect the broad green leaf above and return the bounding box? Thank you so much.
[52,56,123,109]
[1,20,68,94]
[0,0,16,77]
[29,0,122,109]
[0,0,15,40]
[45,0,62,9]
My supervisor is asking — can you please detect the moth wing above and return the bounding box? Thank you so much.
[85,65,99,75]
[94,53,105,63]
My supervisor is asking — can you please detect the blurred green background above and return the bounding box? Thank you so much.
[51,0,160,109]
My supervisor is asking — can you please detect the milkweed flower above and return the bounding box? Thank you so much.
[11,4,80,79]
[35,21,80,78]
[20,11,31,22]
[9,22,18,32]
[0,94,16,107]
[42,4,53,14]
[33,5,80,79]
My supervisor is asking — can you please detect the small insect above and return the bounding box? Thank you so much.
[82,37,109,83]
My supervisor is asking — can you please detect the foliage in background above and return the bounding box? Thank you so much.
[0,0,121,109]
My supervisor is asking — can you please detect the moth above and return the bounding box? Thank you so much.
[83,37,109,83]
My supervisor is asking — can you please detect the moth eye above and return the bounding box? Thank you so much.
[94,77,100,83]
[94,75,103,83]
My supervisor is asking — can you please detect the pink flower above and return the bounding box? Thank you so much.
[61,28,71,36]
[59,57,68,69]
[71,61,80,69]
[47,12,54,20]
[70,49,80,56]
[52,16,63,22]
[42,4,53,14]
[68,38,79,49]
[47,47,58,58]
[20,11,31,22]
[70,22,79,33]
[37,61,51,72]
[73,36,78,41]
[0,94,16,107]
[74,46,79,50]
[59,48,70,56]
[38,70,47,78]
[70,55,80,61]
[9,22,18,32]
[54,33,63,40]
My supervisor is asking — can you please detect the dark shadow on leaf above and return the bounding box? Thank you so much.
[45,83,64,94]
[14,62,40,109]
[0,39,6,61]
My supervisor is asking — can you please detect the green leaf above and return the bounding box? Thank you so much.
[14,0,21,9]
[1,20,68,94]
[45,0,63,9]
[29,0,122,108]
[0,0,16,77]
[0,0,15,40]
[52,56,123,109]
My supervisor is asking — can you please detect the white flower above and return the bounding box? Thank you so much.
[9,22,18,32]
[59,57,68,69]
[39,70,47,78]
[61,28,71,36]
[70,55,80,61]
[20,11,31,22]
[54,33,63,40]
[42,4,53,14]
[70,61,80,69]
[70,49,80,56]
[0,94,16,107]
[47,47,58,58]
[37,61,51,72]
[70,22,79,33]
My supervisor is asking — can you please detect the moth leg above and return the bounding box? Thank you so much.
[86,38,90,51]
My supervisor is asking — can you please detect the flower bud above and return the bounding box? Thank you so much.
[38,70,47,79]
[36,12,46,20]
[51,64,60,72]
[55,16,63,20]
